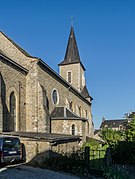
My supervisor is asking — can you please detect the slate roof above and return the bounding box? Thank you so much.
[0,31,33,58]
[100,119,126,128]
[0,132,80,143]
[81,85,93,100]
[58,26,85,71]
[51,107,87,121]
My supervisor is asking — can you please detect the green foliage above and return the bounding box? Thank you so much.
[125,115,135,141]
[103,165,129,179]
[111,141,135,165]
[82,138,102,150]
[100,128,124,146]
[100,115,135,165]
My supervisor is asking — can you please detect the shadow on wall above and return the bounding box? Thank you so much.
[0,73,14,132]
[28,150,62,167]
[25,146,104,177]
[26,147,89,177]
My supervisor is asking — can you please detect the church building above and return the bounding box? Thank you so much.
[0,26,94,141]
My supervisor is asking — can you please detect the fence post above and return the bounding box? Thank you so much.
[106,148,112,166]
[85,146,90,168]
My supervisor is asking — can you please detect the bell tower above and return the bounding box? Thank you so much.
[58,26,86,92]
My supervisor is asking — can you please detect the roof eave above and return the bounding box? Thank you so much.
[51,117,87,121]
[0,53,29,74]
[58,61,86,71]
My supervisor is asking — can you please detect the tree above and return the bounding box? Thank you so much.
[126,115,135,141]
[100,127,124,146]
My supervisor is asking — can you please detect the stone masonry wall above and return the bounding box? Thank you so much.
[51,120,83,136]
[0,73,3,131]
[38,64,93,137]
[20,137,80,162]
[59,63,80,91]
[0,32,32,70]
[38,65,91,118]
[25,61,39,132]
[59,63,85,92]
[0,31,93,137]
[0,32,41,132]
[0,58,26,131]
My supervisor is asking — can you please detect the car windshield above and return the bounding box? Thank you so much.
[3,138,20,149]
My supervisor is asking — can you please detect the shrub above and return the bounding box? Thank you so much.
[103,165,129,179]
[82,138,105,150]
[111,141,135,165]
[32,150,90,176]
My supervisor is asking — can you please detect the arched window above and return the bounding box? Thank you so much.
[52,89,59,105]
[72,124,75,135]
[10,91,16,131]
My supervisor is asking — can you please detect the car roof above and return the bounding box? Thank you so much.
[0,136,19,139]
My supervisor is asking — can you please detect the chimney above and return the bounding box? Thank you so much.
[102,117,105,123]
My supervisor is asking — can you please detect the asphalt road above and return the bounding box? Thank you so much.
[0,164,79,179]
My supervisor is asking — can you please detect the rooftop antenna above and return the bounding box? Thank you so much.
[71,15,74,27]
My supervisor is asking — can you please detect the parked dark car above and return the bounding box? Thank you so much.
[0,136,22,164]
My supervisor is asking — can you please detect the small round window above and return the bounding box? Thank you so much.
[52,89,58,104]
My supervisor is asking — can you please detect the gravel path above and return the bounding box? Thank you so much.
[0,164,79,179]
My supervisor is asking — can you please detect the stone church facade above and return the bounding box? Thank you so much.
[0,27,94,141]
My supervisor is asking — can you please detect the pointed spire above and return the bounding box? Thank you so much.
[59,26,85,70]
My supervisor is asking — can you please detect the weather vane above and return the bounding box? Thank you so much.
[71,15,74,26]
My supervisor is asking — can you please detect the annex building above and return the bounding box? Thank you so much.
[0,26,94,151]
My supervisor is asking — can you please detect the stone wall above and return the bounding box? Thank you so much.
[37,63,93,137]
[37,64,93,137]
[51,119,83,136]
[0,32,42,132]
[60,63,80,91]
[0,31,94,137]
[59,63,85,92]
[25,61,40,132]
[0,32,32,70]
[0,73,3,130]
[20,137,80,162]
[0,57,26,131]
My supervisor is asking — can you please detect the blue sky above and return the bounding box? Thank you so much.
[1,0,135,129]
